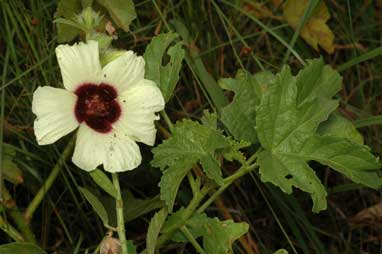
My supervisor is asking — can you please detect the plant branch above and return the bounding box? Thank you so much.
[156,184,212,248]
[0,214,24,242]
[160,110,174,130]
[197,163,258,213]
[1,186,36,243]
[112,173,128,254]
[25,137,75,221]
[180,225,205,254]
[154,162,258,250]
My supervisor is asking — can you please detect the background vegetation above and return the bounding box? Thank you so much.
[1,0,382,253]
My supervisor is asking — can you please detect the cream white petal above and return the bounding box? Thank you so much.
[32,86,78,145]
[103,129,142,172]
[113,79,165,146]
[72,124,106,171]
[72,124,141,172]
[101,51,145,93]
[56,40,102,91]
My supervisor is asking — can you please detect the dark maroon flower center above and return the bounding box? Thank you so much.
[74,83,121,133]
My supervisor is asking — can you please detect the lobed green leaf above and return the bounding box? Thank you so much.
[203,218,249,254]
[255,58,381,212]
[219,70,274,144]
[144,32,185,102]
[152,119,229,211]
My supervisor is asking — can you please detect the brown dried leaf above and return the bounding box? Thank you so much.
[271,0,283,8]
[349,202,382,228]
[283,0,335,54]
[243,2,274,19]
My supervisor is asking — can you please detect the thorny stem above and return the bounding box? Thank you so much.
[25,137,75,221]
[112,173,128,254]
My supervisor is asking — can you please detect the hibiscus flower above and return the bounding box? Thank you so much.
[32,41,164,172]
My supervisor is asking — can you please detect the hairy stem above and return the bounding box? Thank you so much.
[25,137,75,221]
[112,173,128,254]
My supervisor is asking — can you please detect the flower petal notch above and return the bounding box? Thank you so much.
[32,41,165,172]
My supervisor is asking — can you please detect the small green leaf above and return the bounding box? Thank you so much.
[124,193,164,222]
[203,218,249,254]
[126,240,137,254]
[219,70,274,144]
[89,169,117,198]
[2,146,23,184]
[86,32,113,51]
[79,187,109,225]
[146,208,168,254]
[0,243,47,254]
[221,139,250,164]
[156,159,194,212]
[95,0,136,31]
[161,208,187,233]
[201,110,218,130]
[171,212,210,242]
[152,119,229,211]
[170,213,248,254]
[318,113,363,145]
[55,0,82,42]
[98,190,163,225]
[100,50,126,66]
[144,32,185,102]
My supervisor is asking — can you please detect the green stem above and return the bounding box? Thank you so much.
[160,111,174,130]
[187,172,197,195]
[112,173,128,254]
[156,185,212,248]
[24,137,75,221]
[2,186,36,243]
[180,226,206,254]
[0,215,24,242]
[155,163,259,250]
[197,163,258,213]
